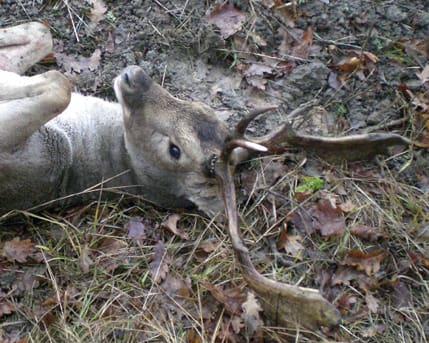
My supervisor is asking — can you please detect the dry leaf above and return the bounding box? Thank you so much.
[291,26,313,59]
[55,49,101,74]
[88,0,107,24]
[241,291,263,336]
[350,224,386,242]
[338,200,356,213]
[202,282,246,315]
[126,217,147,240]
[150,241,171,283]
[2,237,36,263]
[343,249,386,276]
[277,225,304,259]
[208,3,246,38]
[0,301,15,318]
[312,198,346,236]
[365,291,379,313]
[161,214,189,240]
[361,324,386,338]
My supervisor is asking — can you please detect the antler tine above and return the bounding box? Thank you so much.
[235,105,279,136]
[221,139,267,163]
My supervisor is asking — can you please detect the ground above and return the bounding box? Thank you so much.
[0,0,428,342]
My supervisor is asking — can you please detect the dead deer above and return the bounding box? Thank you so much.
[0,22,230,217]
[0,22,412,330]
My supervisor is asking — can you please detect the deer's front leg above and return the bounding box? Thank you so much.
[0,70,72,151]
[0,22,52,74]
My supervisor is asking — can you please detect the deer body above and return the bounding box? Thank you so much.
[0,23,228,217]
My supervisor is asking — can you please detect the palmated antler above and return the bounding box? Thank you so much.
[216,119,341,330]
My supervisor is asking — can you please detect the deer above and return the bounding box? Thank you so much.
[0,22,412,331]
[0,22,231,218]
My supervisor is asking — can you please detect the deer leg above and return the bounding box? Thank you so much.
[0,70,71,151]
[0,22,53,74]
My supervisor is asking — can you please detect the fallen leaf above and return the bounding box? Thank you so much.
[241,291,263,336]
[55,49,101,74]
[202,282,246,315]
[277,225,304,259]
[335,293,357,315]
[126,217,147,240]
[161,214,189,240]
[88,0,107,24]
[312,198,346,236]
[331,266,365,286]
[291,26,313,59]
[334,56,361,72]
[338,200,356,213]
[208,3,246,38]
[365,291,379,313]
[0,301,15,318]
[150,241,171,283]
[350,224,386,242]
[161,275,191,298]
[343,249,386,276]
[361,324,386,338]
[2,237,36,263]
[408,250,429,268]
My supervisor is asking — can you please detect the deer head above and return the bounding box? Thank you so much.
[113,66,230,215]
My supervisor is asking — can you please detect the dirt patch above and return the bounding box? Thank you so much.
[1,1,428,342]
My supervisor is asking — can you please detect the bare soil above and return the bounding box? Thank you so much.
[0,1,428,342]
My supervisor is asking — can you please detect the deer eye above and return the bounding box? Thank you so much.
[169,143,181,159]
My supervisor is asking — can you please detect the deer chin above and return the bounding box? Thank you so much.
[181,172,224,217]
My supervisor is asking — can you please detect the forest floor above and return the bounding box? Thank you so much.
[0,1,428,342]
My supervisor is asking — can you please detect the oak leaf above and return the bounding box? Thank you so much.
[150,241,171,283]
[343,249,386,276]
[2,237,36,263]
[161,214,189,240]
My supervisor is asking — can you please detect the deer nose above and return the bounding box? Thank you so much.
[121,66,152,92]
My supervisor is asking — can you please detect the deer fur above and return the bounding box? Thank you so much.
[0,22,229,217]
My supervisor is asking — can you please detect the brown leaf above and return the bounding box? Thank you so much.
[126,217,147,240]
[161,214,189,240]
[365,291,379,313]
[313,198,346,236]
[88,0,107,24]
[343,249,386,276]
[335,293,357,315]
[0,301,15,318]
[208,3,246,38]
[291,26,313,59]
[202,282,246,315]
[334,56,362,72]
[361,324,386,338]
[277,225,304,258]
[350,224,386,242]
[161,275,191,300]
[55,49,101,74]
[408,250,429,268]
[338,200,356,213]
[150,241,171,283]
[241,292,263,336]
[331,266,366,286]
[2,237,36,263]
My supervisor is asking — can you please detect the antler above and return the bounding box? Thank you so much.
[216,109,341,329]
[217,103,412,329]
[235,103,411,162]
